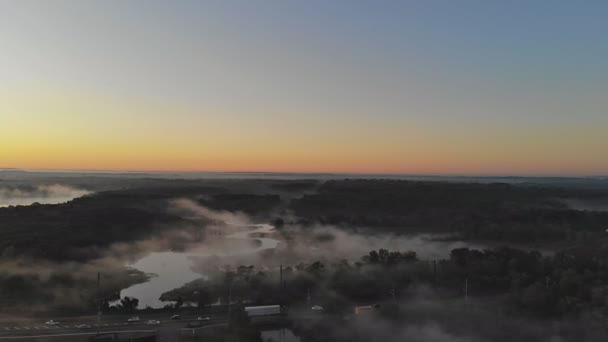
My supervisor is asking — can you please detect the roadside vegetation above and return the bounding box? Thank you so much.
[159,244,608,320]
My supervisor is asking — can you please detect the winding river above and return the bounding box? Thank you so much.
[119,224,279,308]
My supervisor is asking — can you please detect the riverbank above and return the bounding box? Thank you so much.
[117,224,280,308]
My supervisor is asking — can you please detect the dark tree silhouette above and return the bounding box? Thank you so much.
[174,296,183,309]
[118,296,139,314]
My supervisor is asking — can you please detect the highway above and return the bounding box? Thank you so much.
[0,314,229,341]
[0,306,311,341]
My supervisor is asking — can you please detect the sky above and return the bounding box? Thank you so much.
[1,0,607,176]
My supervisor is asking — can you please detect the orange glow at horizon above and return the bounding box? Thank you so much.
[2,2,608,177]
[1,86,607,177]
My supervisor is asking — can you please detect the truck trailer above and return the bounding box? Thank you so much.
[244,305,281,318]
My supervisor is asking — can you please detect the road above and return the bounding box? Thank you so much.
[0,313,229,341]
[0,306,308,341]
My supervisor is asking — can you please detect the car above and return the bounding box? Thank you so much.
[75,324,92,329]
[127,316,140,322]
[311,305,324,311]
[145,320,161,325]
[170,315,181,320]
[197,316,211,321]
[45,320,60,326]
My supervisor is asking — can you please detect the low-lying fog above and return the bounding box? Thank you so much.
[0,197,486,309]
[0,184,91,207]
[110,200,488,308]
[562,198,608,212]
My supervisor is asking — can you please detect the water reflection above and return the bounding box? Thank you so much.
[119,252,203,308]
[120,224,279,308]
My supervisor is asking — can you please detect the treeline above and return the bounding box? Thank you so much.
[0,187,218,261]
[198,193,282,216]
[0,267,148,313]
[290,179,608,242]
[0,182,292,261]
[161,246,608,318]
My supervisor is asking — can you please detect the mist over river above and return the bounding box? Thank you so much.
[119,224,279,308]
[117,221,486,308]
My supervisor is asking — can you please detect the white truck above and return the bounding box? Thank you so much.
[244,305,281,318]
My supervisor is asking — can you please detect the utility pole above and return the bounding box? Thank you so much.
[194,290,201,316]
[306,287,311,306]
[228,282,233,318]
[433,260,437,286]
[279,264,285,337]
[96,272,101,334]
[279,265,283,312]
[228,277,239,319]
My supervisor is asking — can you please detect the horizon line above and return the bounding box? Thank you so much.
[1,167,606,179]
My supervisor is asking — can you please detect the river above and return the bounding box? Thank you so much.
[119,224,279,308]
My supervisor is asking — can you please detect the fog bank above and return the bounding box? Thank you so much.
[0,184,91,207]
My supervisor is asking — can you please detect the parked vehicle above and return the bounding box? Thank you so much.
[197,316,211,321]
[127,316,140,322]
[145,320,161,325]
[311,305,324,311]
[45,320,60,326]
[170,314,181,320]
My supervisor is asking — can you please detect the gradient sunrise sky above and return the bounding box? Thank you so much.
[1,1,607,175]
